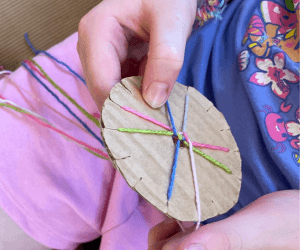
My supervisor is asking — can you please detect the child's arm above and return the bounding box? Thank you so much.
[77,0,197,110]
[148,190,300,249]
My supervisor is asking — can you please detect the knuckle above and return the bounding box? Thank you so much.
[78,15,88,35]
[77,14,91,55]
[76,38,84,56]
[76,41,80,55]
[149,42,184,69]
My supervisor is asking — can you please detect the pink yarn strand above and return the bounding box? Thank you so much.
[183,132,190,143]
[5,76,90,135]
[0,98,109,159]
[184,132,229,152]
[121,106,230,152]
[24,60,46,79]
[192,142,230,152]
[26,114,109,159]
[121,106,172,131]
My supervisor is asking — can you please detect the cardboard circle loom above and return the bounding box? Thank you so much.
[101,76,242,222]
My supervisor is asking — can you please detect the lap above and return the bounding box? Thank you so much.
[0,205,51,250]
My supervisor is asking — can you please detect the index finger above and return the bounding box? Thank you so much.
[77,7,127,110]
[148,218,181,247]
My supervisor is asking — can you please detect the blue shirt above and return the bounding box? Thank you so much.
[178,0,300,224]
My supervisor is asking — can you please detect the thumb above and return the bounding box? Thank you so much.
[162,223,239,250]
[162,190,300,250]
[142,0,196,108]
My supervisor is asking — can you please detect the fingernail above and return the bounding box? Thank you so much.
[143,82,169,108]
[185,243,207,250]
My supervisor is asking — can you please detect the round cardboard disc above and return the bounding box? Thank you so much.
[101,76,242,222]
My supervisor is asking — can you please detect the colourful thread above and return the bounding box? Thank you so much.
[24,33,86,85]
[118,128,173,135]
[20,24,235,207]
[181,94,190,143]
[121,106,172,131]
[24,60,47,79]
[188,138,201,229]
[166,101,177,135]
[179,134,230,152]
[43,51,86,84]
[28,59,100,127]
[166,100,181,200]
[4,76,90,135]
[118,126,231,172]
[1,35,107,159]
[0,80,8,98]
[182,94,201,229]
[0,98,52,123]
[119,95,231,220]
[85,148,108,159]
[21,61,105,147]
[92,112,101,119]
[183,140,231,173]
[192,142,230,152]
[183,131,190,143]
[0,70,12,76]
[28,114,108,159]
[24,33,39,54]
[182,95,189,133]
[0,99,108,159]
[167,139,180,201]
[121,106,229,151]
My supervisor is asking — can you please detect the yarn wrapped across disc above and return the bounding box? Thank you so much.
[101,76,241,222]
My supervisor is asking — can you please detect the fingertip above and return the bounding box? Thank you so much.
[141,52,182,108]
[143,81,170,108]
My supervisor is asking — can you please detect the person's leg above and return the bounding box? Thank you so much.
[0,205,51,250]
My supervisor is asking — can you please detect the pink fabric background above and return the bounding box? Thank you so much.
[0,33,166,249]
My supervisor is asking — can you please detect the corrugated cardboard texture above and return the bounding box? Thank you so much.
[0,0,102,71]
[101,76,242,222]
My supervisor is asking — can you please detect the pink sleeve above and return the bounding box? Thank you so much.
[0,33,165,250]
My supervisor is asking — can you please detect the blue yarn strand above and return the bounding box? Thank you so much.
[24,33,86,85]
[167,139,180,201]
[24,33,39,55]
[21,62,104,147]
[166,101,177,135]
[166,100,181,201]
[41,51,86,85]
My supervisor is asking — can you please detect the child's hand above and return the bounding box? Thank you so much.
[77,0,197,110]
[148,190,299,249]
